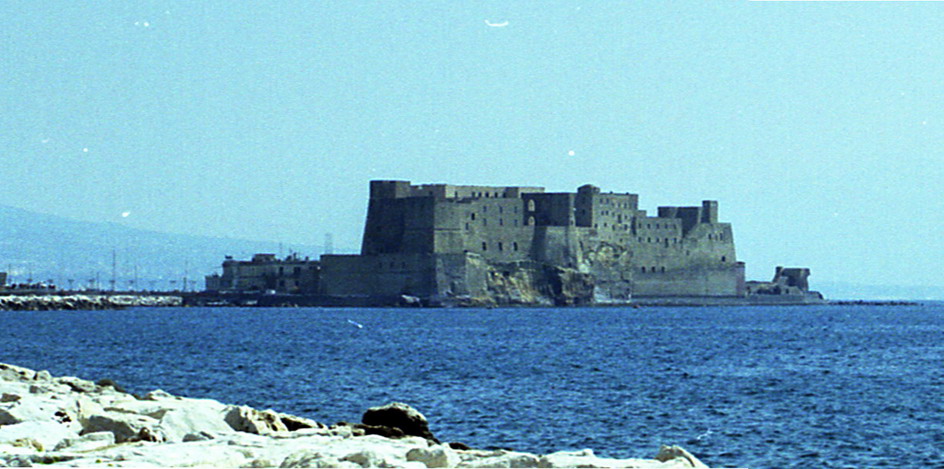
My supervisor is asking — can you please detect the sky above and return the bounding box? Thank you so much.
[2,1,942,288]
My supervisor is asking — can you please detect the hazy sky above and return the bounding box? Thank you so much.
[2,1,942,287]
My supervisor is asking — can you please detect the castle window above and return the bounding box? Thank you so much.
[513,242,518,251]
[651,266,657,272]
[514,219,518,226]
[641,267,646,273]
[528,216,535,226]
[721,256,726,262]
[471,213,476,220]
[647,224,651,229]
[498,242,503,251]
[528,200,536,211]
[661,266,666,273]
[499,206,503,214]
[482,242,487,251]
[499,218,504,226]
[465,222,470,230]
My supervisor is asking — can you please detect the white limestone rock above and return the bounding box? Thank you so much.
[0,362,712,469]
[456,449,541,468]
[81,411,162,443]
[225,405,290,435]
[280,450,355,468]
[654,445,708,468]
[0,421,79,452]
[406,445,461,468]
[52,431,115,452]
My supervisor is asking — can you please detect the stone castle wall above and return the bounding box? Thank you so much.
[325,180,747,303]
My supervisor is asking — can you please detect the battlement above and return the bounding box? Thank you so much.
[369,180,544,200]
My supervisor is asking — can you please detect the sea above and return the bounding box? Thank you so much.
[2,303,942,468]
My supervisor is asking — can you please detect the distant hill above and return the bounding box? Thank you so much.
[0,205,338,291]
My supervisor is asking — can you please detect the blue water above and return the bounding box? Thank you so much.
[2,304,942,468]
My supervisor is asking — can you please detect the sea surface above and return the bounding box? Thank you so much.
[2,304,942,468]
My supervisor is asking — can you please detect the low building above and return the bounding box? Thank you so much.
[204,253,320,294]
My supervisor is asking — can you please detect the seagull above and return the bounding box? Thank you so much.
[347,319,364,329]
[484,20,509,27]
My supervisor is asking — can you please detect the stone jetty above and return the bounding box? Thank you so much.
[0,363,708,468]
[0,295,182,311]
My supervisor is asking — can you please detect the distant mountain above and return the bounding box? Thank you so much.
[0,205,337,291]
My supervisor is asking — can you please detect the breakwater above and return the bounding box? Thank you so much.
[0,294,182,310]
[0,363,706,468]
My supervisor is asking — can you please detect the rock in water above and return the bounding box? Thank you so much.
[361,402,438,442]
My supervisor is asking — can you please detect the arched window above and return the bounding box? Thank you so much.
[527,216,535,226]
[482,242,487,251]
[641,267,646,273]
[527,200,536,211]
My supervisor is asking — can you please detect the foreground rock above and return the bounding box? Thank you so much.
[0,363,708,468]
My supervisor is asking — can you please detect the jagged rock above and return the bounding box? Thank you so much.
[155,404,233,442]
[225,405,289,435]
[362,402,438,442]
[57,376,96,393]
[340,448,397,468]
[456,449,540,468]
[406,445,461,468]
[280,451,351,468]
[95,378,126,393]
[82,412,162,443]
[0,392,74,428]
[353,423,406,439]
[0,421,79,452]
[655,445,708,468]
[52,431,115,452]
[277,411,322,431]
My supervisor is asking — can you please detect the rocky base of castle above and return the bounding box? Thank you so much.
[0,295,183,311]
[0,363,708,468]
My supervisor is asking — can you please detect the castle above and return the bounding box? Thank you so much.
[205,180,821,306]
[319,180,746,305]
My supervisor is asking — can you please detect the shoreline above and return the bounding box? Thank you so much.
[0,363,710,468]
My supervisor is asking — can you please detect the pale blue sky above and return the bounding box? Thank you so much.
[2,1,942,287]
